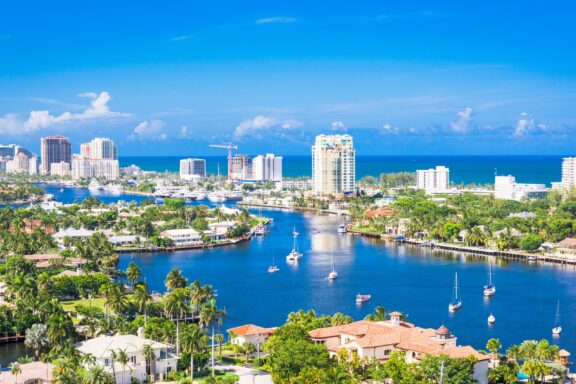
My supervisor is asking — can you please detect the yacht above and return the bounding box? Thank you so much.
[328,251,338,280]
[483,261,496,297]
[356,294,371,304]
[208,192,227,203]
[552,301,562,335]
[268,251,280,273]
[337,223,347,234]
[255,223,266,236]
[448,272,462,312]
[88,181,104,192]
[488,313,496,324]
[286,227,303,261]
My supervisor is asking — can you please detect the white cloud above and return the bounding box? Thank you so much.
[170,35,193,42]
[381,123,400,135]
[179,125,192,138]
[514,112,550,136]
[256,16,296,24]
[450,107,474,133]
[233,115,302,140]
[129,120,167,141]
[331,120,347,132]
[0,91,130,135]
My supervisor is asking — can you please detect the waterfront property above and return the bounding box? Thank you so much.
[75,331,178,384]
[160,228,202,246]
[227,324,275,347]
[309,312,489,384]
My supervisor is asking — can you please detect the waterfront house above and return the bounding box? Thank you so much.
[0,361,55,383]
[25,253,85,269]
[8,218,54,234]
[53,228,95,246]
[108,235,150,247]
[76,329,178,384]
[160,228,202,246]
[208,220,237,239]
[308,312,489,384]
[227,324,275,347]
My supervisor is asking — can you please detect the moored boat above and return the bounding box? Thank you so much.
[552,300,562,335]
[356,294,371,303]
[488,313,496,324]
[483,261,496,297]
[328,251,338,280]
[286,227,303,261]
[448,272,462,312]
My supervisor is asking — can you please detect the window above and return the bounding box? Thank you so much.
[104,358,110,366]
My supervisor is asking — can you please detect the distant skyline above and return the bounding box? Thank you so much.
[1,1,576,155]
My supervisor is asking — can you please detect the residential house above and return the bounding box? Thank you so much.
[557,238,576,262]
[25,253,85,269]
[308,312,489,384]
[159,228,202,246]
[227,324,275,347]
[76,330,178,384]
[53,228,95,246]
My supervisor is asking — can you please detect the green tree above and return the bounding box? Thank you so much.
[200,299,227,376]
[486,338,502,356]
[82,365,115,384]
[125,262,141,287]
[180,324,208,380]
[24,323,49,359]
[365,306,387,321]
[165,268,188,291]
[520,234,545,251]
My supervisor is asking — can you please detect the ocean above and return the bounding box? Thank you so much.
[120,155,564,186]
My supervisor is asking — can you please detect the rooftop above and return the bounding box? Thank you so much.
[227,324,275,337]
[76,334,172,359]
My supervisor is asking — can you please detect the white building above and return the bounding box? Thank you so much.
[50,161,71,177]
[6,153,38,174]
[494,175,548,201]
[81,138,118,160]
[76,331,178,384]
[227,324,275,347]
[72,156,120,180]
[281,179,311,190]
[416,166,449,194]
[559,157,576,191]
[312,134,356,195]
[251,154,283,181]
[230,154,250,180]
[180,158,206,180]
[160,228,202,246]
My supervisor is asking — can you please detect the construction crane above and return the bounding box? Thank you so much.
[209,143,238,180]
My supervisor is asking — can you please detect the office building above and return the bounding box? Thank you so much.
[40,136,71,175]
[251,154,283,181]
[494,175,547,201]
[416,166,450,194]
[179,158,206,180]
[311,134,356,194]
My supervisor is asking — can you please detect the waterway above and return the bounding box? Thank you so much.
[3,185,575,363]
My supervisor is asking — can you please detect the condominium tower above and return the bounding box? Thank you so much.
[72,137,119,180]
[180,158,206,180]
[561,157,576,190]
[80,138,117,160]
[416,166,450,194]
[251,154,283,181]
[40,136,71,174]
[311,134,356,194]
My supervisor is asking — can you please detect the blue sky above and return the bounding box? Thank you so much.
[1,1,575,156]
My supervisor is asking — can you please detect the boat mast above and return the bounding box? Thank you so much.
[555,300,561,327]
[454,273,459,302]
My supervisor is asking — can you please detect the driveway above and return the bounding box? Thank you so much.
[214,361,273,384]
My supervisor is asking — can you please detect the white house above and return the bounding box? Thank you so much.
[227,324,275,347]
[160,228,202,246]
[76,330,178,384]
[53,228,95,245]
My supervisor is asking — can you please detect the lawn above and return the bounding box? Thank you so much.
[193,370,239,383]
[61,297,106,312]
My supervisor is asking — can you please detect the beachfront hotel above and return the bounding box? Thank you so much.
[416,165,450,194]
[311,134,356,195]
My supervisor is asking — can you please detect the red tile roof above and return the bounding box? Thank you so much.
[227,324,275,336]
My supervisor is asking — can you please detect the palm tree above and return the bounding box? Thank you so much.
[115,348,130,384]
[143,344,156,381]
[180,324,208,380]
[10,362,21,383]
[165,288,189,355]
[100,283,128,317]
[109,349,118,383]
[83,365,114,384]
[125,262,141,287]
[132,282,152,327]
[24,323,49,359]
[365,306,387,321]
[47,312,74,344]
[200,299,227,376]
[215,333,224,357]
[243,342,255,363]
[165,268,187,291]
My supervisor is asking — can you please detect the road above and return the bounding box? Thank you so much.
[214,361,273,384]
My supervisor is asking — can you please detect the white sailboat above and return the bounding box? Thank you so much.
[483,261,496,297]
[448,272,462,312]
[328,251,338,280]
[268,251,279,273]
[286,227,303,261]
[488,313,496,324]
[552,300,562,335]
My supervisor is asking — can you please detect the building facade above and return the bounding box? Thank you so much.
[72,138,119,180]
[312,134,356,194]
[251,154,283,181]
[179,158,206,180]
[416,166,450,194]
[40,136,71,175]
[494,175,547,201]
[84,137,118,160]
[229,154,250,180]
[0,144,38,175]
[49,161,71,177]
[561,157,576,190]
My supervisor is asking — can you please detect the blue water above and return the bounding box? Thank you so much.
[9,185,573,358]
[120,155,564,185]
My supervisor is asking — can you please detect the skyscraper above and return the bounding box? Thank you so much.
[416,166,450,194]
[251,154,283,181]
[72,137,119,180]
[561,157,576,190]
[180,158,206,180]
[311,134,356,194]
[87,138,117,160]
[40,136,71,175]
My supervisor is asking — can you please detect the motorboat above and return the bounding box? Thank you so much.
[208,193,227,203]
[488,313,496,324]
[328,251,338,280]
[255,223,266,236]
[356,294,371,304]
[338,223,347,234]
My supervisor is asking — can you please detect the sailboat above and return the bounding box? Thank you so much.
[448,272,462,312]
[286,227,303,261]
[483,261,496,297]
[268,250,279,273]
[552,301,562,335]
[328,251,338,280]
[488,313,496,324]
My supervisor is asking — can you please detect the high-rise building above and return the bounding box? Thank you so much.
[494,175,547,201]
[71,138,119,180]
[251,154,283,181]
[0,144,37,175]
[230,154,250,180]
[311,134,356,194]
[561,157,576,190]
[40,136,71,175]
[180,158,206,180]
[416,166,450,194]
[50,161,71,177]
